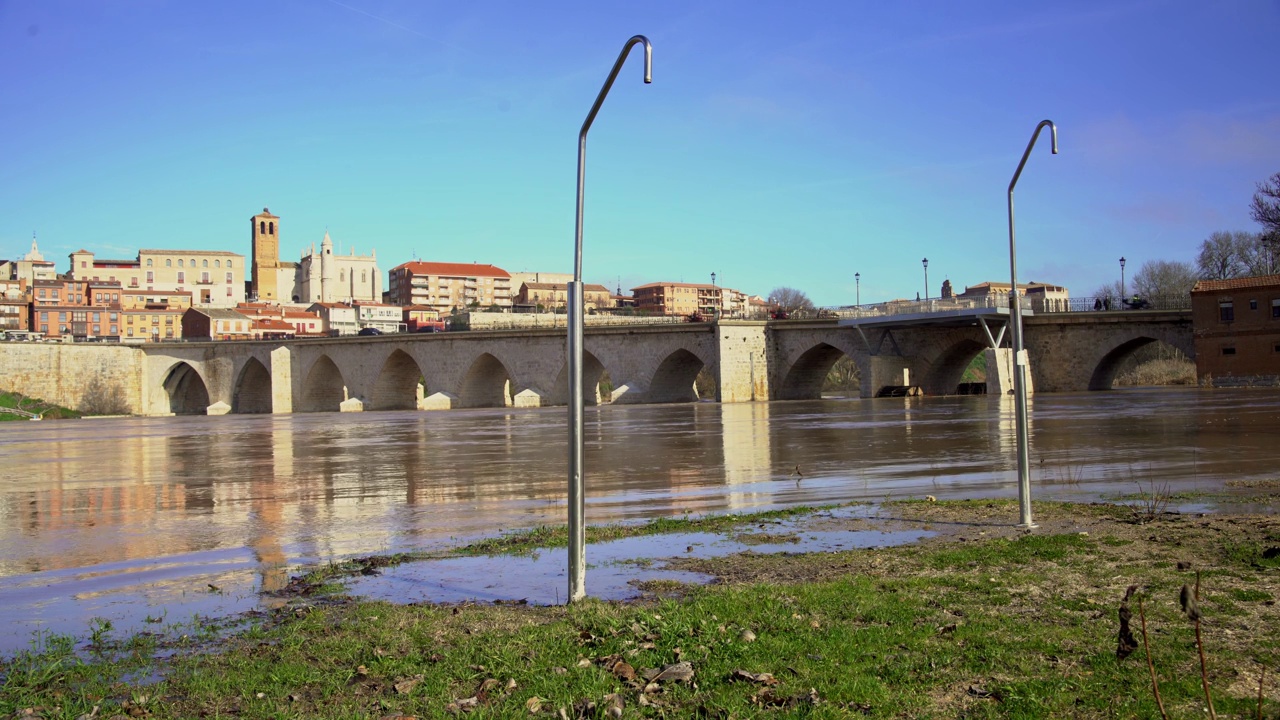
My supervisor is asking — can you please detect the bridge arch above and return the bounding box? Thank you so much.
[1089,337,1162,391]
[162,361,210,415]
[778,342,849,400]
[300,355,346,412]
[923,339,987,395]
[232,357,272,414]
[370,349,426,411]
[548,351,608,406]
[458,352,514,408]
[648,348,705,403]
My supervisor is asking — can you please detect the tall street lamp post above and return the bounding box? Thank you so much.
[568,34,652,603]
[1119,257,1126,301]
[855,272,860,306]
[922,258,929,300]
[1007,119,1057,529]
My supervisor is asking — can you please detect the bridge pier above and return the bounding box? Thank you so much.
[983,348,1034,396]
[270,347,293,414]
[861,356,912,398]
[716,322,769,403]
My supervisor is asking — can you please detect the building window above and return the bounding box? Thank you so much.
[226,272,232,284]
[110,325,117,334]
[127,328,134,337]
[1222,346,1237,356]
[1272,299,1280,319]
[226,287,232,296]
[146,258,153,267]
[1250,299,1258,310]
[260,221,266,234]
[1219,301,1234,323]
[146,271,154,283]
[201,272,210,284]
[166,259,172,267]
[215,259,221,268]
[178,259,184,268]
[177,272,185,283]
[203,259,209,268]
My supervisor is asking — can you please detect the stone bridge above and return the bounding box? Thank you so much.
[127,310,1192,415]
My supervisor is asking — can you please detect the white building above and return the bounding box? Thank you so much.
[295,231,380,305]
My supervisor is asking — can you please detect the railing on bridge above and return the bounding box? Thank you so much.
[814,293,1190,320]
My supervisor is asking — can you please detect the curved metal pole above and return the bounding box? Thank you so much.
[569,35,651,603]
[1007,119,1057,528]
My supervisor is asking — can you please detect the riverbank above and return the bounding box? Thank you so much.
[2,499,1277,719]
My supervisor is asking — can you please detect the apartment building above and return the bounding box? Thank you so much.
[181,308,254,341]
[515,282,614,312]
[68,248,245,308]
[632,282,723,316]
[353,301,403,333]
[1191,274,1280,385]
[308,302,360,336]
[388,261,512,312]
[30,278,123,339]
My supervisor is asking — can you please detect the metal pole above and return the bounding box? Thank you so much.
[569,35,651,603]
[1007,119,1057,529]
[1120,257,1126,301]
[922,258,929,300]
[855,272,860,306]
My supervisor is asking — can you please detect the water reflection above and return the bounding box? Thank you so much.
[0,388,1277,652]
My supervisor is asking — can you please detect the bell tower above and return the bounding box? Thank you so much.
[251,207,280,301]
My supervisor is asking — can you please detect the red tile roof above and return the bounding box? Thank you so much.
[393,261,510,279]
[1192,274,1280,292]
[631,281,717,290]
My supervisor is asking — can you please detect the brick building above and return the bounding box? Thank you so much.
[516,282,613,312]
[632,282,721,316]
[1191,274,1280,385]
[387,261,512,312]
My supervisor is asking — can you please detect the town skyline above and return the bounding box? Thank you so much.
[2,1,1276,305]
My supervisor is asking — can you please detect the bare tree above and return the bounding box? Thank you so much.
[1250,172,1280,236]
[1133,259,1197,300]
[767,286,815,314]
[1241,234,1280,276]
[79,376,130,416]
[1196,231,1250,280]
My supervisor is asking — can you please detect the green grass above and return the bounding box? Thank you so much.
[3,504,1277,719]
[0,390,80,421]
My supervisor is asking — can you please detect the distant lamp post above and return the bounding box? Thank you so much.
[1119,257,1126,300]
[855,272,860,306]
[710,272,716,286]
[1007,118,1058,529]
[922,258,929,300]
[567,34,652,604]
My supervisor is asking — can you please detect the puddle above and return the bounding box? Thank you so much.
[346,510,932,605]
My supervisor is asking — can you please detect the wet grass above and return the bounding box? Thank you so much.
[2,501,1277,718]
[454,504,844,557]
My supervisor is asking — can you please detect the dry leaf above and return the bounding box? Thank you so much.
[730,669,778,685]
[525,696,544,714]
[393,675,423,695]
[738,629,756,642]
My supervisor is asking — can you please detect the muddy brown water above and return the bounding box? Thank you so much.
[1,387,1277,653]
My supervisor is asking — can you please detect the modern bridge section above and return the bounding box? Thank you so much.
[0,310,1193,416]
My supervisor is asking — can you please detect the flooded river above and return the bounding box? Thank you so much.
[1,387,1277,653]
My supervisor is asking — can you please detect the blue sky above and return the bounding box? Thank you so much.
[2,1,1276,306]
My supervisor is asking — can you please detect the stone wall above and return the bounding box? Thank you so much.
[0,342,143,413]
[715,321,769,402]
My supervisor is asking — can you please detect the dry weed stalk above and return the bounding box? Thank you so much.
[1137,598,1168,720]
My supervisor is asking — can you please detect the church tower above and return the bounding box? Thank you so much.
[251,208,281,301]
[320,230,335,303]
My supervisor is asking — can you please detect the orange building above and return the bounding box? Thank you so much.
[1191,274,1280,386]
[387,261,512,312]
[632,282,722,316]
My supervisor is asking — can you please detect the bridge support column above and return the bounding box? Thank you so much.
[861,356,911,398]
[984,348,1034,397]
[270,347,293,414]
[716,321,768,402]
